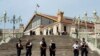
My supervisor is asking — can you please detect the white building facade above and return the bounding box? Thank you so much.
[24,11,93,36]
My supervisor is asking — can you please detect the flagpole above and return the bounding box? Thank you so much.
[35,4,40,14]
[35,5,37,13]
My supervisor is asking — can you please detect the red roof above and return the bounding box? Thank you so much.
[24,13,94,31]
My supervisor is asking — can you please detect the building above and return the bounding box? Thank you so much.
[0,24,24,38]
[24,11,94,35]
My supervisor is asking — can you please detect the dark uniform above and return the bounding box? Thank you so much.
[26,41,32,56]
[81,42,88,56]
[40,38,47,56]
[16,40,23,56]
[49,42,56,56]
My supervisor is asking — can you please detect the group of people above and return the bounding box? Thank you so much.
[16,37,56,56]
[73,38,89,56]
[40,38,56,56]
[16,39,32,56]
[16,37,88,56]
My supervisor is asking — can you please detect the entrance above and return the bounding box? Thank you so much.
[62,26,67,35]
[30,30,33,35]
[46,29,48,35]
[30,31,36,35]
[32,31,36,35]
[40,31,43,35]
[49,29,53,35]
[64,26,66,32]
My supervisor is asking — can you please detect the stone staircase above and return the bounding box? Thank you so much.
[0,35,99,56]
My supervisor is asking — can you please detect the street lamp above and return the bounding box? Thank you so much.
[83,11,88,41]
[10,15,22,38]
[75,16,80,38]
[17,16,22,38]
[93,10,98,47]
[77,16,80,38]
[0,11,9,42]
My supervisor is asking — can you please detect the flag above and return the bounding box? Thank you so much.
[37,4,40,8]
[35,4,40,13]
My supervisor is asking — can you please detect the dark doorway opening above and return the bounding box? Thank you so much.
[64,26,66,32]
[62,26,67,35]
[30,30,33,36]
[49,29,53,35]
[40,31,43,35]
[30,31,36,35]
[32,31,36,35]
[46,29,48,35]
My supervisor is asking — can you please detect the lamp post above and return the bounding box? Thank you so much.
[10,15,22,38]
[0,12,22,40]
[75,16,80,38]
[3,11,7,41]
[84,11,88,30]
[83,11,88,41]
[17,16,22,38]
[77,16,80,38]
[93,10,98,47]
[0,11,9,42]
[13,15,15,38]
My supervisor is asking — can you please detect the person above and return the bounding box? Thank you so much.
[80,38,86,45]
[16,39,23,56]
[75,28,78,38]
[49,40,56,56]
[80,42,88,56]
[26,39,32,56]
[72,41,80,56]
[40,37,47,56]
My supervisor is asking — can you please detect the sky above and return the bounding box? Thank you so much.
[0,0,100,29]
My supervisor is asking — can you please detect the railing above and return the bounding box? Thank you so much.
[0,32,23,45]
[87,36,95,45]
[72,32,100,54]
[85,34,100,50]
[70,32,100,54]
[97,38,100,49]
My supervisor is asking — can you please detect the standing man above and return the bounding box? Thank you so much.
[40,37,47,56]
[75,28,78,38]
[26,39,33,56]
[80,42,88,56]
[80,38,86,45]
[49,40,56,56]
[16,39,23,56]
[72,41,80,56]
